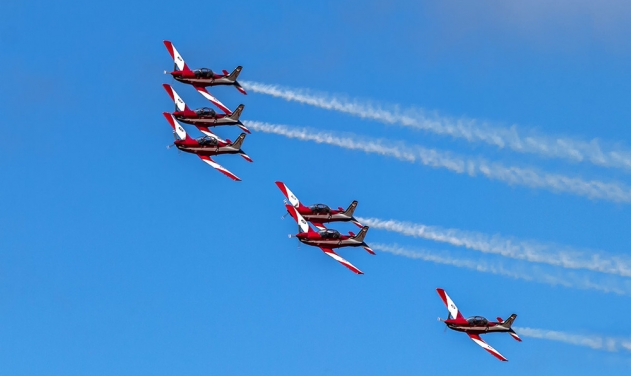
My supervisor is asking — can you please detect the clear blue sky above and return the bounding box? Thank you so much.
[2,0,631,374]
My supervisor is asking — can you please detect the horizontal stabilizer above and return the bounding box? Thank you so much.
[363,246,375,255]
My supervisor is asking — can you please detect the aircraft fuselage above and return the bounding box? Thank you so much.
[174,114,239,127]
[175,143,240,157]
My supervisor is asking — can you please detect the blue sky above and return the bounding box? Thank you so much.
[2,0,631,374]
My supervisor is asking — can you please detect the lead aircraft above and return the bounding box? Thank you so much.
[163,84,250,133]
[275,181,364,230]
[163,112,252,181]
[163,40,246,115]
[436,288,521,362]
[284,204,373,274]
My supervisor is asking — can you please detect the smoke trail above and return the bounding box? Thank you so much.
[515,327,631,353]
[358,217,631,278]
[242,81,631,171]
[372,243,631,296]
[247,120,631,203]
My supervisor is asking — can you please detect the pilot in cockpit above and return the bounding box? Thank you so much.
[467,316,488,326]
[198,136,218,146]
[195,107,216,117]
[319,229,341,239]
[309,204,331,214]
[194,68,214,78]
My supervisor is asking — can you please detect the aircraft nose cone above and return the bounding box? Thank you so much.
[296,233,307,239]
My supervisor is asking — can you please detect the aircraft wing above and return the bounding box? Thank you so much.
[320,247,363,275]
[197,155,241,181]
[193,126,227,143]
[285,205,312,234]
[467,333,508,362]
[311,221,327,231]
[275,181,302,208]
[436,288,465,320]
[194,86,232,115]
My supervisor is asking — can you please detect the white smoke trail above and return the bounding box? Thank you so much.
[242,81,631,171]
[247,120,631,203]
[515,327,631,353]
[372,243,631,296]
[358,217,631,278]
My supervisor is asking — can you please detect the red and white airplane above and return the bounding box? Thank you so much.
[163,40,246,115]
[163,112,252,181]
[284,204,373,274]
[163,84,250,134]
[275,181,365,231]
[436,288,521,362]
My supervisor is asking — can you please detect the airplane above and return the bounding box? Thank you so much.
[163,112,252,181]
[436,288,521,362]
[163,84,250,134]
[275,181,365,231]
[284,204,373,274]
[163,40,246,114]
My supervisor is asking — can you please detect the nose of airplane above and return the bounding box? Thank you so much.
[296,233,307,239]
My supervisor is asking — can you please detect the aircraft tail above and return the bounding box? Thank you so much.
[163,40,191,72]
[230,133,246,150]
[353,226,369,243]
[501,314,517,328]
[498,313,521,342]
[227,66,247,95]
[500,314,522,342]
[228,133,253,162]
[229,104,244,120]
[343,201,358,217]
[228,104,250,133]
[227,66,243,81]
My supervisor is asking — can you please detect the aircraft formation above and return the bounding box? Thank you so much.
[160,41,521,362]
[162,41,251,181]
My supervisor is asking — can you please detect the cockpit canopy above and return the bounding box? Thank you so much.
[197,135,218,146]
[194,68,214,78]
[309,203,331,214]
[466,316,488,326]
[195,107,216,117]
[319,229,341,239]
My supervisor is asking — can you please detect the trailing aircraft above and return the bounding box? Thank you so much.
[284,204,373,274]
[163,84,250,133]
[163,40,246,114]
[436,288,521,362]
[275,181,364,231]
[163,112,252,181]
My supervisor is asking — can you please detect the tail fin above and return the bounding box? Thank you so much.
[500,314,522,341]
[162,84,190,112]
[502,314,517,328]
[229,104,244,120]
[343,201,358,217]
[163,40,191,72]
[227,66,247,94]
[229,104,250,133]
[230,133,246,150]
[227,66,242,81]
[353,226,369,242]
[162,112,192,141]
